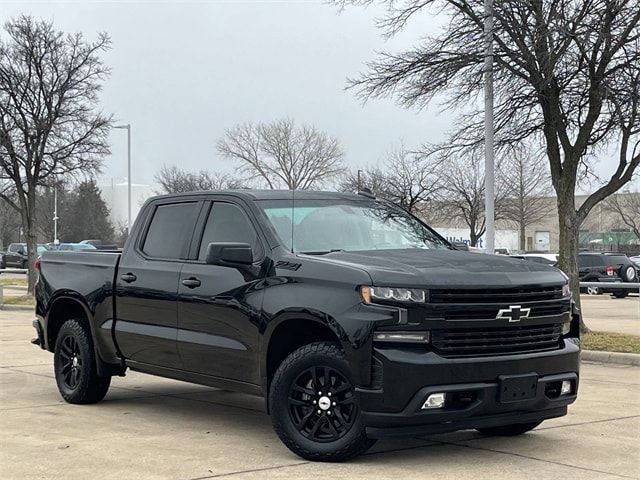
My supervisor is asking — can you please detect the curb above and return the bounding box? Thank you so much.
[582,350,640,366]
[0,305,35,312]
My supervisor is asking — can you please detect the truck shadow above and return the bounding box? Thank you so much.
[100,383,525,463]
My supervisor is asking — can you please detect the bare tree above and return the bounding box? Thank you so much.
[217,119,345,190]
[438,153,508,247]
[155,165,243,194]
[36,180,73,242]
[0,16,111,291]
[337,0,640,321]
[0,197,20,248]
[340,145,442,215]
[340,167,389,195]
[605,190,640,240]
[383,145,442,213]
[501,148,553,250]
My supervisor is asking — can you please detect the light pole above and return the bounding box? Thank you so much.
[53,187,59,245]
[114,124,132,233]
[483,0,495,254]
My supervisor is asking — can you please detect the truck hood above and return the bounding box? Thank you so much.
[306,248,566,288]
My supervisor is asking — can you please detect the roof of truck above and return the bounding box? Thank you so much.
[153,189,373,202]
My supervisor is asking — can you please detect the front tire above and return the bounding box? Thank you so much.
[54,318,111,404]
[269,342,376,462]
[477,421,542,436]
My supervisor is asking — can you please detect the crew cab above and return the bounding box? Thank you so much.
[33,190,580,461]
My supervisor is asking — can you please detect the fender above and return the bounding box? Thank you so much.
[259,307,377,398]
[45,292,124,377]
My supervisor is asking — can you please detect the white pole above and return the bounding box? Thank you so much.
[114,124,132,234]
[53,187,59,245]
[127,124,132,234]
[484,0,495,254]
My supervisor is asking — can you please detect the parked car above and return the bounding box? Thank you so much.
[630,256,640,268]
[79,239,119,250]
[511,253,558,267]
[578,252,633,298]
[33,190,580,462]
[2,242,48,269]
[56,243,97,251]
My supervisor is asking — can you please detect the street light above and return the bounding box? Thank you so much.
[53,187,59,245]
[113,124,132,233]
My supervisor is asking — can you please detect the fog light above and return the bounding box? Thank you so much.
[562,322,571,335]
[561,380,572,395]
[421,392,446,409]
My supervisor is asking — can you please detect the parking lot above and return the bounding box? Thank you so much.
[0,309,638,479]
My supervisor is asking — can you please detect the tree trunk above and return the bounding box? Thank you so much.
[556,196,590,334]
[20,191,38,295]
[519,222,526,251]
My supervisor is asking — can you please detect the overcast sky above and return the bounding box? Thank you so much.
[1,1,635,190]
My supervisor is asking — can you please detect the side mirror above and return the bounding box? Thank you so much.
[205,242,253,267]
[17,249,25,256]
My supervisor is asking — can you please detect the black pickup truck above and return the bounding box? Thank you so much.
[33,190,580,461]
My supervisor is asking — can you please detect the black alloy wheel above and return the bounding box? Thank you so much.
[288,365,357,443]
[53,318,111,404]
[269,342,375,461]
[58,334,84,390]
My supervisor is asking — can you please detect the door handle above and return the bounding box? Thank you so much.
[182,277,201,289]
[120,273,137,283]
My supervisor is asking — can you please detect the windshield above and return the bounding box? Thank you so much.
[258,198,450,253]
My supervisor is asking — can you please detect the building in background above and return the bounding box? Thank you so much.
[429,192,639,253]
[98,180,157,230]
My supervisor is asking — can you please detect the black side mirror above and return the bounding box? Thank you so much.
[205,242,253,267]
[17,249,25,256]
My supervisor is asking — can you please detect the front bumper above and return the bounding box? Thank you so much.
[357,338,580,437]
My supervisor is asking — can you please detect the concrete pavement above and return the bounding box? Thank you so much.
[581,295,640,335]
[1,310,639,480]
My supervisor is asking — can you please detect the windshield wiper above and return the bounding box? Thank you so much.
[299,249,345,255]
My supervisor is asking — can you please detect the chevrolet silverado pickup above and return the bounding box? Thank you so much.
[33,190,580,461]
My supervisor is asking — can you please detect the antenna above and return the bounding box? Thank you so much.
[290,187,295,254]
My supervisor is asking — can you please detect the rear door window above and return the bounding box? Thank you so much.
[142,202,199,259]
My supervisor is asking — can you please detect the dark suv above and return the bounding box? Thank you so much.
[578,252,637,298]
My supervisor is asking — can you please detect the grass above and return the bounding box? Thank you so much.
[582,331,640,354]
[1,295,34,306]
[0,277,27,287]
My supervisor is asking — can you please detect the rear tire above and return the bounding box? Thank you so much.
[476,421,542,436]
[53,318,111,404]
[269,342,376,462]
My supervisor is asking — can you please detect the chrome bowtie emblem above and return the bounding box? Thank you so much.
[496,305,531,322]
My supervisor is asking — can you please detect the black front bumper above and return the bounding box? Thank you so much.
[357,339,580,437]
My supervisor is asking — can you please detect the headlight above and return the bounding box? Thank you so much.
[562,284,571,297]
[360,286,428,304]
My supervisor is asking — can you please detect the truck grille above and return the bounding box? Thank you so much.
[439,302,570,321]
[430,286,564,304]
[431,324,563,357]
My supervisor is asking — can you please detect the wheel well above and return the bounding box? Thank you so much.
[46,298,88,352]
[266,319,339,391]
